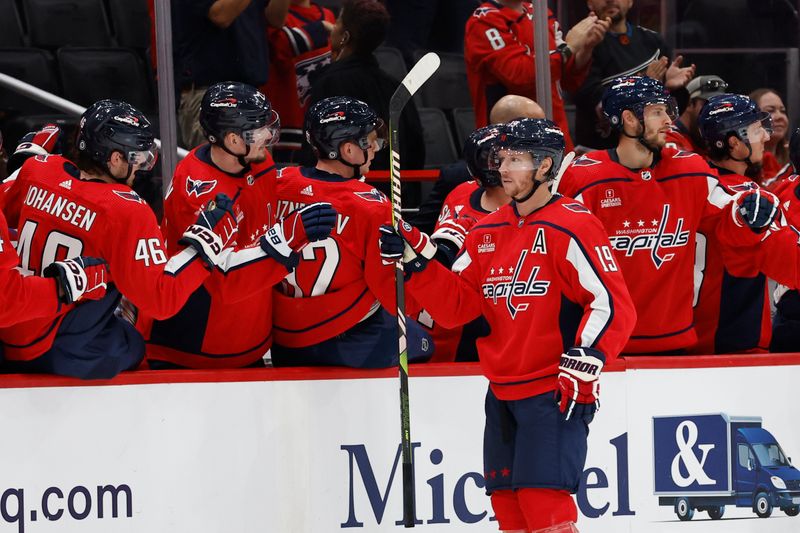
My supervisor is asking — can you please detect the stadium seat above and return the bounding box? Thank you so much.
[57,47,155,112]
[0,0,26,47]
[22,0,113,48]
[375,46,407,83]
[452,107,476,149]
[418,107,458,168]
[412,51,472,111]
[107,0,149,50]
[0,48,60,115]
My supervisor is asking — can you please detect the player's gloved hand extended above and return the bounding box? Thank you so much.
[260,202,337,271]
[431,216,477,251]
[555,347,605,422]
[733,188,779,233]
[43,256,109,305]
[180,193,238,269]
[379,221,437,274]
[7,124,62,175]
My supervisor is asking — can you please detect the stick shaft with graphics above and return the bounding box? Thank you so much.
[388,51,440,529]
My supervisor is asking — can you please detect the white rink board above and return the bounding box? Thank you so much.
[0,362,799,532]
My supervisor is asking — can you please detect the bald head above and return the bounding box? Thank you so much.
[489,95,546,124]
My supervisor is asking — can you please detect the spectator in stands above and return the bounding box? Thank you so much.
[664,74,727,155]
[411,94,545,234]
[304,0,425,171]
[384,0,478,65]
[271,97,433,368]
[574,0,695,151]
[262,0,336,164]
[464,1,609,151]
[751,88,791,186]
[168,0,270,148]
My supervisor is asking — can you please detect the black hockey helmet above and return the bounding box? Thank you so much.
[463,125,504,188]
[77,99,157,179]
[602,76,678,130]
[698,93,772,158]
[305,96,385,160]
[200,81,280,147]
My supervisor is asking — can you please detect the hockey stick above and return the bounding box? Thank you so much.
[549,150,576,194]
[388,51,440,529]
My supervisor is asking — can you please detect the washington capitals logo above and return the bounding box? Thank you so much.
[113,190,145,204]
[609,204,690,269]
[482,250,551,319]
[186,177,217,197]
[572,155,602,167]
[673,150,698,159]
[355,189,387,203]
[473,6,494,17]
[562,202,591,214]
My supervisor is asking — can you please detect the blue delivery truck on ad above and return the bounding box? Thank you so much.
[653,413,800,520]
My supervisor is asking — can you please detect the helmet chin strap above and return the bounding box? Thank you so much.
[624,120,660,156]
[512,169,545,203]
[219,140,250,168]
[337,148,369,179]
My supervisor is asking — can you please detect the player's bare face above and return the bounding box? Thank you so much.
[496,149,537,198]
[642,104,673,148]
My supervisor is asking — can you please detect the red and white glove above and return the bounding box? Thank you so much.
[43,256,109,304]
[556,347,605,422]
[379,220,436,272]
[260,202,337,270]
[180,193,238,269]
[7,124,62,174]
[733,188,779,233]
[431,215,477,251]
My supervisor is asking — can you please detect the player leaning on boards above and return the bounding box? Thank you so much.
[559,76,783,355]
[0,100,237,379]
[270,96,432,368]
[142,82,336,369]
[694,95,800,354]
[380,119,636,533]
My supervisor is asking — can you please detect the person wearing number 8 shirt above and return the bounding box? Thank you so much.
[464,1,609,151]
[0,100,236,379]
[380,119,635,532]
[143,82,336,369]
[270,96,433,368]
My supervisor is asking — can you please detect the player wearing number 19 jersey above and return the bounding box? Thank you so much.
[0,100,213,378]
[271,97,431,368]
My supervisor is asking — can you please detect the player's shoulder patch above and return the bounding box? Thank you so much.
[472,5,497,18]
[113,189,145,204]
[728,181,758,193]
[186,176,217,197]
[672,150,698,159]
[354,188,387,203]
[572,155,602,167]
[561,202,591,214]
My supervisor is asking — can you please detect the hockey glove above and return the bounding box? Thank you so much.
[43,256,109,304]
[260,202,337,271]
[733,188,779,233]
[431,216,477,268]
[555,347,605,422]
[7,124,62,174]
[180,193,238,269]
[379,221,436,273]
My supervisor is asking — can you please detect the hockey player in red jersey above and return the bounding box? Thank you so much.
[263,0,335,162]
[464,1,609,151]
[0,100,237,378]
[145,82,337,369]
[421,125,509,362]
[693,95,800,353]
[381,119,636,532]
[559,77,781,355]
[271,96,432,368]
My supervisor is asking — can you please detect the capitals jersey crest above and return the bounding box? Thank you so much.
[572,155,602,167]
[186,177,217,197]
[482,248,552,319]
[112,189,145,204]
[354,189,387,203]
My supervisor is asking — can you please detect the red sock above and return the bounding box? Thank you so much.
[491,490,528,531]
[517,488,577,531]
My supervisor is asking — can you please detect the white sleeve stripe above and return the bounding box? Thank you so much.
[707,176,734,209]
[164,247,198,274]
[566,237,613,347]
[281,26,301,56]
[452,249,473,274]
[216,245,271,273]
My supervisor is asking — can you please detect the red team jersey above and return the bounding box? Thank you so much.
[0,209,64,326]
[0,155,209,361]
[272,167,418,347]
[423,180,493,361]
[263,3,335,152]
[143,145,289,368]
[464,2,589,151]
[664,121,706,156]
[407,196,635,400]
[560,148,766,354]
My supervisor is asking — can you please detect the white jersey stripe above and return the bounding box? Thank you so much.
[565,237,612,347]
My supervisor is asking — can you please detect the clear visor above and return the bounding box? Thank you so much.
[643,98,679,122]
[243,110,281,147]
[127,147,158,171]
[488,147,545,173]
[745,115,773,142]
[356,119,388,152]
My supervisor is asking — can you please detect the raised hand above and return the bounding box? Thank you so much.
[180,193,238,268]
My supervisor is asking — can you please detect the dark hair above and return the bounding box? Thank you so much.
[340,0,390,56]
